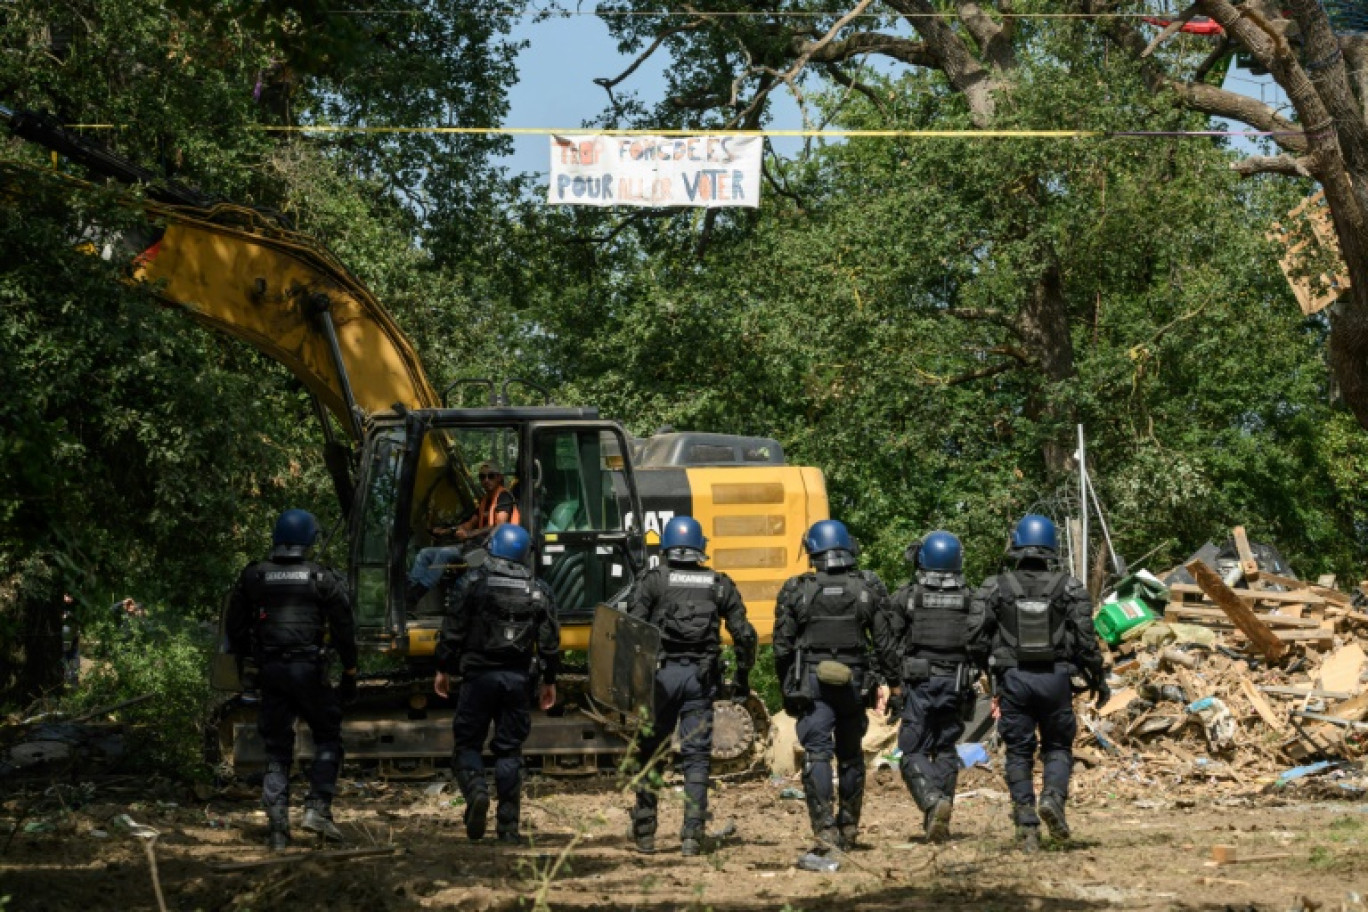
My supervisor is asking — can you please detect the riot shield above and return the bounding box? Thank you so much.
[588,603,660,721]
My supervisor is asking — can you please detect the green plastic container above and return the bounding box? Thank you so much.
[1094,597,1158,645]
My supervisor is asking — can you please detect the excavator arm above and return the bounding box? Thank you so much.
[2,104,440,430]
[2,105,457,519]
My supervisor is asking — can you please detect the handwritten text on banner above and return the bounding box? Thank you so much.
[548,135,762,208]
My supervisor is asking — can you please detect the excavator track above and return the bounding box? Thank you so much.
[206,671,771,780]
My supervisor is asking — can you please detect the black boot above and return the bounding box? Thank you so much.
[631,798,657,854]
[926,797,953,844]
[496,800,522,844]
[1012,803,1040,854]
[266,807,291,851]
[835,760,864,850]
[802,761,839,848]
[680,768,709,856]
[457,769,490,841]
[901,763,950,843]
[1038,789,1070,841]
[302,797,343,842]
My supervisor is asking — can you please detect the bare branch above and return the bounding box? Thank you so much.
[1229,154,1315,177]
[818,62,887,114]
[1192,36,1232,83]
[595,19,705,94]
[1142,3,1200,58]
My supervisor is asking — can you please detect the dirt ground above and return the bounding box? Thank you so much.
[3,763,1367,912]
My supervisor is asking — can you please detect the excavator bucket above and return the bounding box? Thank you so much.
[588,603,659,721]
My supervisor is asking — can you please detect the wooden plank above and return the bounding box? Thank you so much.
[1186,560,1287,662]
[1243,569,1351,607]
[1163,606,1322,628]
[1098,687,1137,717]
[1258,686,1355,700]
[1169,583,1325,606]
[1231,527,1264,591]
[1231,628,1333,646]
[1320,645,1366,696]
[1239,678,1286,733]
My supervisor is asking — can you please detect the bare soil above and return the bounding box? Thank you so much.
[2,765,1366,911]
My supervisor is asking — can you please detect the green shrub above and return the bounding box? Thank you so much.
[77,611,216,779]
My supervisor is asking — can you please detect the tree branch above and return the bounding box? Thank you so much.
[818,62,887,114]
[956,0,1015,70]
[796,31,937,69]
[886,0,997,125]
[1229,154,1315,177]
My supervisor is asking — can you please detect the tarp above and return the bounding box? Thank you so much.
[548,134,763,208]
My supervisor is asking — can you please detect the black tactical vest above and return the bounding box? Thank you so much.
[469,566,543,660]
[906,584,970,661]
[242,559,331,656]
[796,572,869,665]
[997,572,1068,664]
[654,567,722,656]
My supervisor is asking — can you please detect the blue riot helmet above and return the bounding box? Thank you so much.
[488,523,532,563]
[1011,514,1058,552]
[803,519,857,571]
[661,516,707,562]
[272,509,319,557]
[918,531,963,573]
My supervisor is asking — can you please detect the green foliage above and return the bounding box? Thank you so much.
[77,612,216,776]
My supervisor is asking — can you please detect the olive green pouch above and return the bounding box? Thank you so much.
[816,660,853,686]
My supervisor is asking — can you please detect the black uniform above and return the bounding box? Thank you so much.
[436,556,560,841]
[888,571,987,829]
[773,568,898,847]
[627,561,757,847]
[972,556,1101,830]
[226,554,356,829]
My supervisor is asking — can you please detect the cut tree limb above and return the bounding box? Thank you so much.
[1186,560,1287,662]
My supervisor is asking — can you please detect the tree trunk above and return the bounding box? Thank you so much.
[1017,262,1076,474]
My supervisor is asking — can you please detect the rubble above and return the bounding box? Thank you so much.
[1075,525,1368,799]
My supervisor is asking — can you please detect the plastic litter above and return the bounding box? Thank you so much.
[1186,696,1236,751]
[1276,761,1336,787]
[779,787,805,800]
[796,852,839,872]
[956,742,990,768]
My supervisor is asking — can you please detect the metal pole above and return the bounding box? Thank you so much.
[1084,466,1124,576]
[1077,424,1088,584]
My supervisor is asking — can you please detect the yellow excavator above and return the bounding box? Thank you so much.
[2,106,829,776]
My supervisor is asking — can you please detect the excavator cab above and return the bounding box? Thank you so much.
[348,406,646,658]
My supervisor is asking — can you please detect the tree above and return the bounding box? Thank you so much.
[516,3,1363,582]
[1090,2,1368,432]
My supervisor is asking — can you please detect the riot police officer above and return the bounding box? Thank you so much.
[888,531,985,843]
[972,514,1108,852]
[627,516,756,856]
[226,508,357,850]
[773,520,898,851]
[434,523,560,844]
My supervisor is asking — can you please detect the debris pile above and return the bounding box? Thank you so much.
[1078,526,1368,796]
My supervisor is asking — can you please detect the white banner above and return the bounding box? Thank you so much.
[547,134,762,208]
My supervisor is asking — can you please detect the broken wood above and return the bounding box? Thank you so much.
[1231,527,1264,591]
[210,846,401,873]
[1187,560,1287,663]
[1169,583,1326,607]
[1239,678,1286,734]
[1258,686,1354,700]
[1164,606,1321,628]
